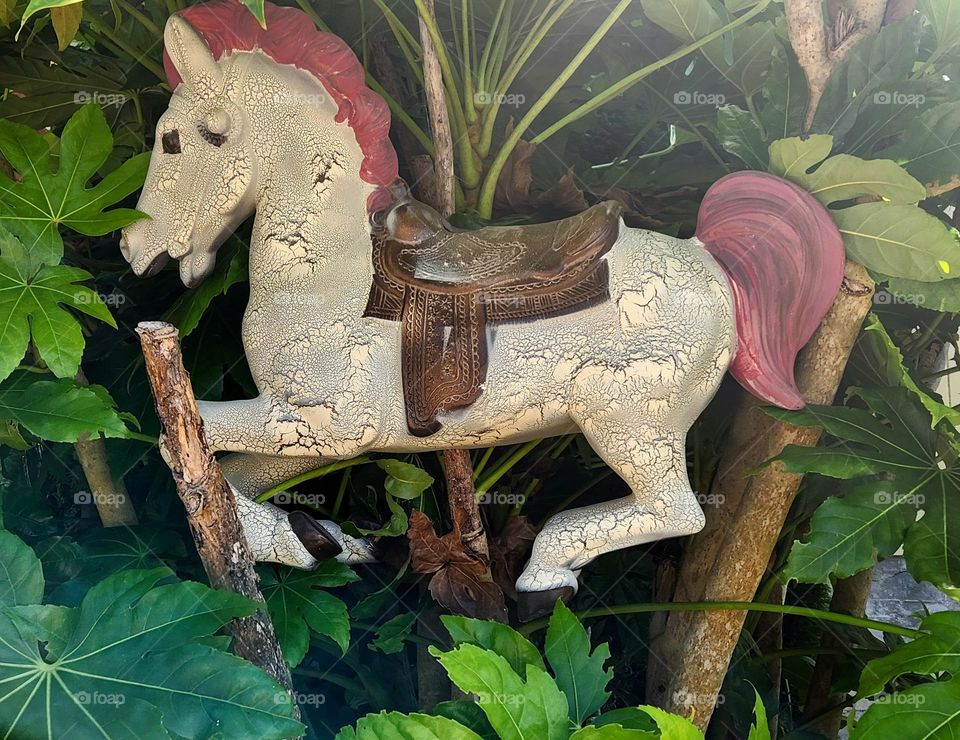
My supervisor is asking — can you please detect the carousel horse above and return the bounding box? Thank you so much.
[121,0,844,618]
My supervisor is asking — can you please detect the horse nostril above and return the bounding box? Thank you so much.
[142,252,170,277]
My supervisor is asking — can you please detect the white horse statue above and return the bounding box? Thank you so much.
[121,0,844,617]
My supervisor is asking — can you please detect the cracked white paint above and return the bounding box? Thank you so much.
[122,15,737,592]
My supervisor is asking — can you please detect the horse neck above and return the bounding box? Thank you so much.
[246,128,375,317]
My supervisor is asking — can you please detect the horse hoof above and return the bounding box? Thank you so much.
[516,586,574,622]
[288,511,343,561]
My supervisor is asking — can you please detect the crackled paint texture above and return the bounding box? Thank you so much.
[123,14,739,594]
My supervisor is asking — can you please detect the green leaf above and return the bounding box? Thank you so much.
[369,612,417,654]
[717,105,767,170]
[0,568,303,738]
[639,0,721,41]
[20,0,81,26]
[767,445,888,479]
[783,482,914,583]
[377,458,434,499]
[592,708,658,732]
[341,492,408,537]
[833,203,960,281]
[0,230,115,381]
[748,689,770,740]
[0,373,129,442]
[570,726,656,739]
[0,529,42,606]
[442,613,545,675]
[859,611,960,697]
[336,711,483,740]
[50,2,81,50]
[544,600,612,723]
[239,0,267,28]
[903,472,960,593]
[858,313,960,428]
[877,273,960,312]
[768,135,834,179]
[164,241,248,337]
[798,154,926,205]
[635,706,704,739]
[0,103,149,265]
[430,643,569,740]
[918,0,960,62]
[879,101,960,194]
[260,563,356,665]
[851,678,960,739]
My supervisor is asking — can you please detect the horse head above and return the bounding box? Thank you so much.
[121,15,257,287]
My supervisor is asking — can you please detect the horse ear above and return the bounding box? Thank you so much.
[164,15,222,88]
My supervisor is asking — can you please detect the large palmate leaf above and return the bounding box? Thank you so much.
[544,600,612,724]
[0,565,303,739]
[0,233,115,382]
[859,611,960,696]
[430,642,570,740]
[767,387,960,590]
[0,372,129,442]
[0,103,148,265]
[0,529,43,606]
[260,561,357,666]
[768,135,960,282]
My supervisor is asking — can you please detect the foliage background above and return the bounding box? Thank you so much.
[1,0,960,737]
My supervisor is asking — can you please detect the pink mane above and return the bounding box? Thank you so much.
[164,0,398,213]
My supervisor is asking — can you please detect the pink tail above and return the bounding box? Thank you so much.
[697,171,845,409]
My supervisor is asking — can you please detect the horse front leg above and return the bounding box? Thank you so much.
[220,453,378,567]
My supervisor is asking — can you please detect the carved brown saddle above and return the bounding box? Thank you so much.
[364,199,623,436]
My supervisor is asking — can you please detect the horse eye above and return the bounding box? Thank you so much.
[197,123,227,147]
[161,130,181,154]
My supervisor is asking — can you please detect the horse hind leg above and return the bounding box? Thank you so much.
[220,453,378,567]
[515,414,704,621]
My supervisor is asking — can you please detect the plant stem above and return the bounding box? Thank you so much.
[530,0,773,145]
[472,446,495,480]
[475,438,542,495]
[519,600,921,638]
[477,0,507,94]
[255,457,372,502]
[332,468,351,519]
[116,0,162,38]
[477,0,632,218]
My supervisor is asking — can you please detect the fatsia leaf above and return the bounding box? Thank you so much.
[260,562,357,665]
[441,613,545,675]
[767,388,960,590]
[0,568,303,738]
[545,600,612,723]
[0,229,115,382]
[782,481,914,583]
[336,711,483,740]
[0,103,148,265]
[859,611,960,697]
[879,101,960,194]
[851,678,960,739]
[0,529,43,606]
[429,642,569,740]
[0,373,129,442]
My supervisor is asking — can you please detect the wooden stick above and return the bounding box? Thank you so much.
[135,321,296,699]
